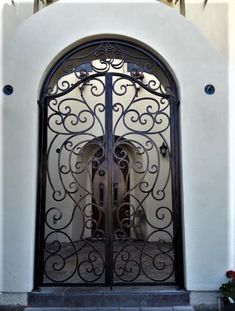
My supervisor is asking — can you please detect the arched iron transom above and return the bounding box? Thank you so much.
[36,40,183,287]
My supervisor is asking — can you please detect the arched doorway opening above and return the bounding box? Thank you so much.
[35,39,183,287]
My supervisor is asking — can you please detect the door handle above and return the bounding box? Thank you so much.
[99,183,104,206]
[113,183,118,205]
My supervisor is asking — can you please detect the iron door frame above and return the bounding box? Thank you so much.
[34,39,184,289]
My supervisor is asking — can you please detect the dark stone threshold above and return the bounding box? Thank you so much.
[194,306,218,311]
[28,287,190,308]
[0,305,25,311]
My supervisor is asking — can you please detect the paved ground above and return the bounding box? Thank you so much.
[0,306,194,311]
[23,307,195,311]
[0,307,195,311]
[0,307,214,311]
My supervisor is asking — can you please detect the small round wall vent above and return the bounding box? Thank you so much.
[205,84,215,95]
[3,85,13,95]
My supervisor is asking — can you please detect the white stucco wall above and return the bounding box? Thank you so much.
[185,0,228,58]
[184,0,235,280]
[228,2,235,271]
[0,0,229,292]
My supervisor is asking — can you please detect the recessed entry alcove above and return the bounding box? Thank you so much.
[35,39,183,288]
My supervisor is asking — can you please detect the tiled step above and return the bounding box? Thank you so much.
[24,307,195,311]
[28,288,190,308]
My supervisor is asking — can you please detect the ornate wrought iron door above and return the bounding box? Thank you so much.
[36,40,183,287]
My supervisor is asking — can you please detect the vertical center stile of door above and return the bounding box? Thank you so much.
[104,73,114,287]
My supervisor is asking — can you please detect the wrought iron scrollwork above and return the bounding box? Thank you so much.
[37,40,181,286]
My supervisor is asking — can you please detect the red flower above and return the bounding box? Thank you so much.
[226,270,235,280]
